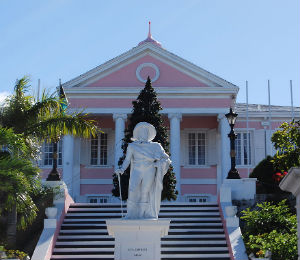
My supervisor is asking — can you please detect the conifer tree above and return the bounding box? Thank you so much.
[112,77,177,201]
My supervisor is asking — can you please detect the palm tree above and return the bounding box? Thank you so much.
[0,127,40,248]
[1,76,98,155]
[0,76,99,248]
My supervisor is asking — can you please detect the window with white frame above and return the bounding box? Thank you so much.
[43,141,63,166]
[187,196,208,203]
[90,133,108,166]
[88,196,109,203]
[188,132,206,165]
[235,132,251,166]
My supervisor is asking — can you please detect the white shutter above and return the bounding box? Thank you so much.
[80,138,90,165]
[254,129,265,165]
[207,129,217,166]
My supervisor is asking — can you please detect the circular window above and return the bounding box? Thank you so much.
[136,63,160,83]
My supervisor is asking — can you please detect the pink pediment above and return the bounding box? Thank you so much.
[85,55,208,88]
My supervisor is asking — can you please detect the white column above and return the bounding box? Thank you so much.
[63,135,74,197]
[168,113,182,197]
[72,137,81,201]
[218,114,231,182]
[113,113,127,171]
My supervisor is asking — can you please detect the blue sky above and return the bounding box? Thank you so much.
[0,0,299,108]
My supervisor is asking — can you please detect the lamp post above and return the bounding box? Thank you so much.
[225,107,241,179]
[46,80,66,181]
[46,137,61,181]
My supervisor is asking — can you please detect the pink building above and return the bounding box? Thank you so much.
[40,32,299,203]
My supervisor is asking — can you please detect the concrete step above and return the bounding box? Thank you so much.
[51,255,113,259]
[65,212,220,217]
[54,247,229,252]
[52,254,230,260]
[161,253,230,259]
[71,202,219,207]
[67,207,219,212]
[62,217,222,222]
[52,202,230,260]
[61,222,223,228]
[55,240,228,247]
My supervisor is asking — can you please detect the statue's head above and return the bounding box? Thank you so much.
[132,122,156,142]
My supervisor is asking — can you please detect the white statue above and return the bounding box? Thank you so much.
[115,122,171,219]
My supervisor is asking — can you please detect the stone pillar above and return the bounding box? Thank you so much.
[113,113,127,170]
[106,219,170,260]
[72,137,81,201]
[63,135,74,197]
[168,113,182,196]
[218,114,231,181]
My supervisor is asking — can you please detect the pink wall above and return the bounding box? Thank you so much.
[69,97,232,109]
[80,184,113,195]
[181,184,217,195]
[89,116,114,129]
[86,55,208,88]
[181,166,217,179]
[80,167,114,179]
[48,186,74,260]
[181,116,217,129]
[218,202,235,260]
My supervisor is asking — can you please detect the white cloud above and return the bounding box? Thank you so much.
[0,91,10,105]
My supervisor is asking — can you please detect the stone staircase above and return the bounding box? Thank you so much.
[51,202,231,260]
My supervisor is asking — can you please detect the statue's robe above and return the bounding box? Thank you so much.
[120,141,171,219]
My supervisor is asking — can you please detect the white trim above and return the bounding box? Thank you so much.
[183,129,208,167]
[136,62,160,83]
[181,179,217,185]
[81,179,113,185]
[67,107,229,115]
[62,43,239,91]
[235,130,253,167]
[65,87,237,96]
[88,128,112,167]
[67,94,232,99]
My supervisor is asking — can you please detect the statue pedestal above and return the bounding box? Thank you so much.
[106,219,170,260]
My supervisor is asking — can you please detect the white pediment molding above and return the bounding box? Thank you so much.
[62,43,239,92]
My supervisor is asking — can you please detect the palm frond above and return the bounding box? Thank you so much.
[26,91,59,122]
[14,76,31,98]
[27,112,100,141]
[0,127,30,158]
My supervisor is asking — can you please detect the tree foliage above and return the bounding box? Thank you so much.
[271,120,300,172]
[0,76,99,249]
[0,76,99,155]
[241,200,297,259]
[250,156,279,193]
[0,127,41,249]
[112,77,177,201]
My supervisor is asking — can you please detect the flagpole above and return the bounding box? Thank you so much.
[246,81,250,177]
[268,80,272,155]
[290,80,294,120]
[37,79,40,102]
